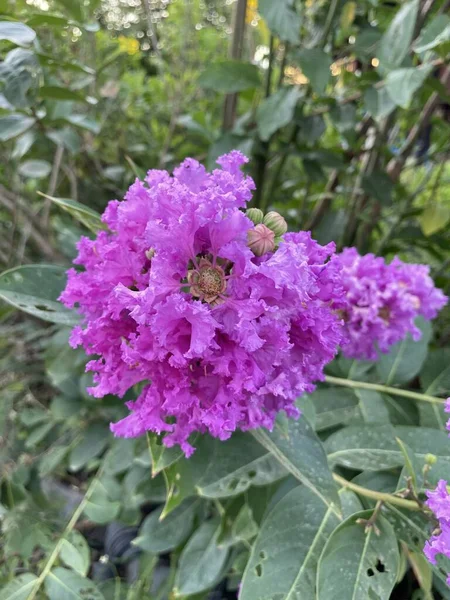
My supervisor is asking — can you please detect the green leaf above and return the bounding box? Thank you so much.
[163,433,286,514]
[69,423,110,472]
[406,550,433,597]
[25,421,54,448]
[59,531,90,577]
[198,61,261,93]
[257,86,301,142]
[418,349,450,431]
[174,519,228,596]
[26,14,69,28]
[297,49,331,95]
[39,445,69,477]
[134,499,198,554]
[419,203,450,237]
[83,481,121,524]
[240,486,361,600]
[378,0,419,72]
[65,114,100,134]
[326,424,450,473]
[364,86,396,121]
[414,15,450,53]
[252,415,340,513]
[355,389,390,424]
[386,65,433,108]
[376,317,432,385]
[0,48,39,108]
[0,264,79,325]
[258,0,301,43]
[395,437,419,492]
[102,438,135,476]
[228,503,259,546]
[307,388,359,431]
[18,159,52,179]
[46,128,81,154]
[0,114,35,141]
[39,86,88,103]
[12,130,35,158]
[0,22,36,46]
[0,573,38,600]
[316,511,399,599]
[148,432,184,476]
[45,567,104,600]
[361,170,395,206]
[37,193,106,233]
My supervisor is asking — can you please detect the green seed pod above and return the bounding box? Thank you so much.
[263,211,288,237]
[246,208,264,225]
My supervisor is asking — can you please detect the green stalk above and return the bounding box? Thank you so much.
[27,471,101,600]
[333,473,421,511]
[324,375,446,405]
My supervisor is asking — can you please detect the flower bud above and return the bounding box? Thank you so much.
[263,211,288,237]
[425,453,437,465]
[247,224,275,256]
[246,208,264,225]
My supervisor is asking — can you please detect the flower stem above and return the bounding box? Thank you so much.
[333,473,421,511]
[27,470,101,600]
[324,375,446,405]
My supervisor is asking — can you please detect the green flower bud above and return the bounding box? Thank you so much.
[425,453,437,465]
[246,208,264,225]
[263,211,288,237]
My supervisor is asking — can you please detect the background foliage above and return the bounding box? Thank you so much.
[0,0,450,598]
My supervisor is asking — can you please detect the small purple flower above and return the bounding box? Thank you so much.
[60,152,345,455]
[333,248,447,360]
[424,480,450,584]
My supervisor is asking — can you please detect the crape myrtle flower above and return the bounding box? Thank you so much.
[424,480,450,585]
[333,247,447,361]
[60,151,345,456]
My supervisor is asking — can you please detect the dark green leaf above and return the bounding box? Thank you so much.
[84,480,121,524]
[0,21,36,46]
[355,389,391,424]
[297,49,331,95]
[0,48,39,108]
[134,499,198,554]
[37,194,106,233]
[69,423,110,472]
[414,15,450,53]
[45,567,104,600]
[26,14,69,28]
[198,61,261,93]
[39,86,88,103]
[258,0,301,43]
[386,65,433,108]
[59,531,90,577]
[257,86,301,141]
[326,424,450,474]
[163,433,287,514]
[376,317,432,385]
[378,0,419,72]
[361,170,395,206]
[174,519,228,596]
[12,130,35,158]
[0,265,78,325]
[39,445,69,477]
[25,421,54,448]
[240,486,361,600]
[0,114,35,141]
[0,573,38,600]
[252,414,340,512]
[364,86,396,120]
[18,159,52,179]
[317,511,399,599]
[307,388,359,431]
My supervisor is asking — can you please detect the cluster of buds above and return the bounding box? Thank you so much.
[245,208,288,256]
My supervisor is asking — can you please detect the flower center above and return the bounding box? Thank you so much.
[187,258,227,304]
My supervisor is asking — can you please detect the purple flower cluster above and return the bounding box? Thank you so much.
[334,247,447,360]
[424,480,450,583]
[60,152,344,456]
